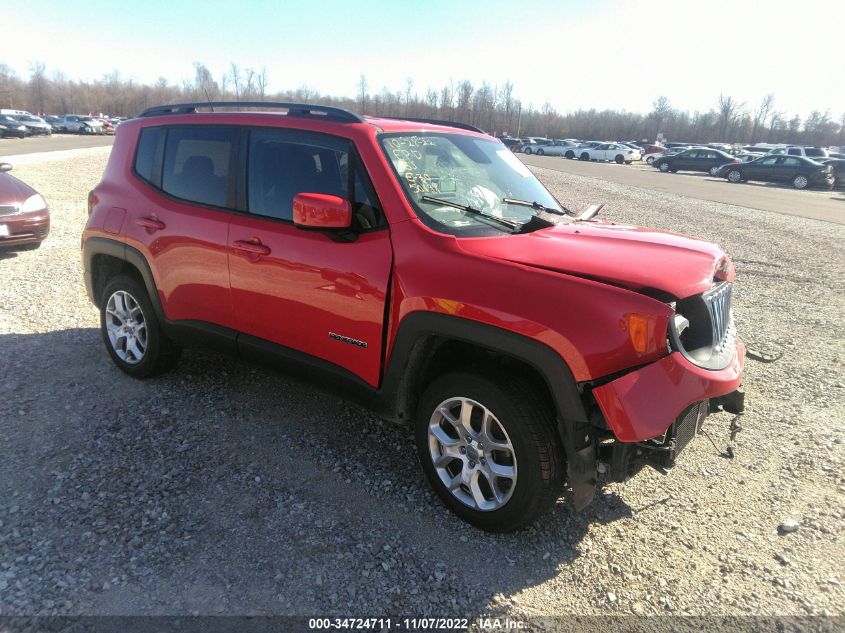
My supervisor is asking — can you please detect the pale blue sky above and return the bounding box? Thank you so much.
[6,0,843,117]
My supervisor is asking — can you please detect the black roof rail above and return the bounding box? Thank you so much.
[375,116,485,134]
[137,101,364,123]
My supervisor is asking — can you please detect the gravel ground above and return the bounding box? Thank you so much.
[0,152,843,624]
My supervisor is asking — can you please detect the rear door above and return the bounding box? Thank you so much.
[227,127,392,387]
[779,157,804,183]
[674,149,696,170]
[123,124,237,330]
[747,156,779,181]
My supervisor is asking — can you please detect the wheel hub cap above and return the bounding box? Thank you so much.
[428,397,517,511]
[105,290,147,365]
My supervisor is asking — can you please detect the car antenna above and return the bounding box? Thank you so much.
[203,88,214,112]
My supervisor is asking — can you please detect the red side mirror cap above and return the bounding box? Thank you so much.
[293,193,352,230]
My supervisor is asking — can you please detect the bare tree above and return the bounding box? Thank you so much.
[716,94,746,141]
[29,62,48,114]
[228,63,242,100]
[404,77,414,116]
[256,67,268,101]
[750,94,774,143]
[425,88,438,117]
[357,73,368,112]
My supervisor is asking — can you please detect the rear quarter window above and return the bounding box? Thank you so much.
[134,127,164,184]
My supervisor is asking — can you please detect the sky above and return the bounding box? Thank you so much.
[5,0,844,118]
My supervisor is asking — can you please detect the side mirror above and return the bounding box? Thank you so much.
[293,193,352,230]
[0,163,12,173]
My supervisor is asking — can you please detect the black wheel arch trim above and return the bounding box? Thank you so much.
[380,311,597,510]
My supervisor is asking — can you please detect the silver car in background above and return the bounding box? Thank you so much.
[531,140,581,157]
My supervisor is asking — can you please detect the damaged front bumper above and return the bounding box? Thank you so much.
[588,337,745,483]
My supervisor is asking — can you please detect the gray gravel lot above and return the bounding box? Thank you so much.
[0,152,843,622]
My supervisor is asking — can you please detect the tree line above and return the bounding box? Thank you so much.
[2,62,844,147]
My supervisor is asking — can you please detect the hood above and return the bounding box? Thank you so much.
[457,220,733,299]
[0,173,37,206]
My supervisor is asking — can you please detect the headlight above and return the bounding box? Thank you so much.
[20,193,47,214]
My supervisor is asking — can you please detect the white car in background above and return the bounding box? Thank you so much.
[531,140,581,157]
[59,115,104,134]
[578,143,642,164]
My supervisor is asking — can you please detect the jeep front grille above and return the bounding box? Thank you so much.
[703,282,733,352]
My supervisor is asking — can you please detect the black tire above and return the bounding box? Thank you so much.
[536,148,544,156]
[415,371,564,532]
[659,162,670,172]
[708,166,721,176]
[580,152,590,161]
[99,275,181,378]
[646,156,655,164]
[615,154,624,164]
[565,150,574,159]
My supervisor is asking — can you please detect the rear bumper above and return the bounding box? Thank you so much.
[593,338,745,442]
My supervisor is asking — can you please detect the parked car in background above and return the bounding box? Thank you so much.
[0,162,50,249]
[96,118,116,135]
[717,155,834,189]
[533,140,580,157]
[645,146,692,165]
[653,148,738,175]
[12,114,52,136]
[639,144,665,158]
[499,137,522,152]
[579,143,642,164]
[520,137,553,155]
[819,158,845,188]
[44,116,64,132]
[768,146,829,160]
[734,152,766,163]
[0,115,29,138]
[59,115,104,134]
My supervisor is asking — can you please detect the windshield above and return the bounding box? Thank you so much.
[380,133,567,236]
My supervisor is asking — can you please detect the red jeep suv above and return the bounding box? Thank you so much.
[82,102,745,532]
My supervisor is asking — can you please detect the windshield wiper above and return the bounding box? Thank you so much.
[420,195,520,231]
[502,197,569,216]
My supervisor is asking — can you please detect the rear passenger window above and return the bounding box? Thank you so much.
[162,127,233,208]
[134,127,163,184]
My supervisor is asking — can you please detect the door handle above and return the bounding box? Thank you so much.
[232,239,271,256]
[136,216,166,231]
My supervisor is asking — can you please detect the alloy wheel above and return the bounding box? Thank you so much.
[427,397,517,511]
[794,175,808,189]
[105,290,147,364]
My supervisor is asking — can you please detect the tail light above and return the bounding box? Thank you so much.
[87,190,98,216]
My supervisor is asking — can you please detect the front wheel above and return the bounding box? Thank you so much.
[727,169,743,183]
[523,147,532,155]
[416,371,564,532]
[646,156,655,164]
[580,152,590,161]
[100,275,181,378]
[793,175,809,189]
[536,148,544,156]
[565,151,574,159]
[659,162,670,172]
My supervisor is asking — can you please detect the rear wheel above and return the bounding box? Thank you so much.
[793,174,809,189]
[615,155,625,164]
[523,147,532,155]
[659,162,670,172]
[709,166,721,176]
[646,156,655,164]
[565,150,575,159]
[580,152,590,161]
[536,148,544,156]
[99,275,181,378]
[416,371,564,532]
[727,169,743,183]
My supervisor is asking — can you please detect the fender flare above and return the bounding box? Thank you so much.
[83,236,166,322]
[380,311,597,509]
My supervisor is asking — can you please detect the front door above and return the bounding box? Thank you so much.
[227,128,392,387]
